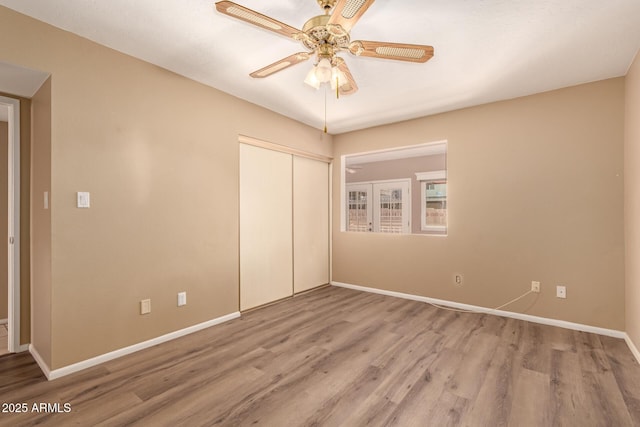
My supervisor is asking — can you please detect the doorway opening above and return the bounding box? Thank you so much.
[0,96,21,355]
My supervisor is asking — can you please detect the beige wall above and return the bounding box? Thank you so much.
[333,78,625,330]
[0,121,6,320]
[0,91,31,345]
[0,6,332,369]
[625,51,640,348]
[31,77,51,366]
[0,3,632,369]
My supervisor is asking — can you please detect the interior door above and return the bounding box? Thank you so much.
[346,183,373,232]
[373,181,410,234]
[293,156,329,293]
[239,143,293,311]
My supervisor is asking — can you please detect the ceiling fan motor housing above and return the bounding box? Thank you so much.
[300,15,350,60]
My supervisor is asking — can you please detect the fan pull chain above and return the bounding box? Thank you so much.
[324,86,328,133]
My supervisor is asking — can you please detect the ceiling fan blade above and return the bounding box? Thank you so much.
[249,52,311,78]
[335,58,358,95]
[215,1,301,39]
[327,0,375,33]
[349,40,434,63]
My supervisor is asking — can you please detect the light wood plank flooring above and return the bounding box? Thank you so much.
[1,286,640,426]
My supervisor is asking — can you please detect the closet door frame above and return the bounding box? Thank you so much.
[238,135,332,311]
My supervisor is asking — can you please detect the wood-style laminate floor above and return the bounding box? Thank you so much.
[1,286,640,426]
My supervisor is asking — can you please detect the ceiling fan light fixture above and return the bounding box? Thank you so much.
[304,67,321,89]
[314,58,333,82]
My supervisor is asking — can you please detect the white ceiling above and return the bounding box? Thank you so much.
[1,0,639,134]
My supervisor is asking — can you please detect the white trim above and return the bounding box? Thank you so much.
[238,135,332,163]
[328,161,333,285]
[422,225,447,232]
[1,95,20,354]
[624,334,640,365]
[340,155,346,232]
[415,170,446,181]
[331,281,626,339]
[34,312,241,381]
[29,344,51,379]
[348,178,413,186]
[345,140,447,166]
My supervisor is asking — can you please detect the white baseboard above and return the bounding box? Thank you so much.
[624,334,640,365]
[331,281,626,339]
[35,311,241,381]
[29,344,51,379]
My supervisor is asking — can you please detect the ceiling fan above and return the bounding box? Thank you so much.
[215,0,434,96]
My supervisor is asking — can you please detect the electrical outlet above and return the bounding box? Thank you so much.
[178,292,187,307]
[556,285,566,299]
[140,299,151,314]
[454,274,463,285]
[531,281,540,293]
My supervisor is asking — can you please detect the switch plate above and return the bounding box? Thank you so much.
[556,285,566,299]
[178,292,187,307]
[44,191,49,209]
[454,274,463,285]
[140,299,151,314]
[531,281,540,293]
[77,192,90,208]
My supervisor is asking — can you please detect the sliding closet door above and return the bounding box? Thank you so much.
[239,143,293,311]
[293,156,329,293]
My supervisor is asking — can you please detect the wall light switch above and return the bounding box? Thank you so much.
[77,192,90,208]
[140,299,151,314]
[178,292,187,307]
[44,191,49,209]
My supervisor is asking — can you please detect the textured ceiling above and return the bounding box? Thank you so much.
[1,0,639,134]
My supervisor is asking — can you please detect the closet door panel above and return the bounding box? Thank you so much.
[240,144,293,310]
[293,156,329,293]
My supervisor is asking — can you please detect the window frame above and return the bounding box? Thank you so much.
[340,140,448,235]
[416,170,447,233]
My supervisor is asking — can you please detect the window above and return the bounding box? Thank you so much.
[346,180,410,233]
[342,140,447,235]
[417,171,447,233]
